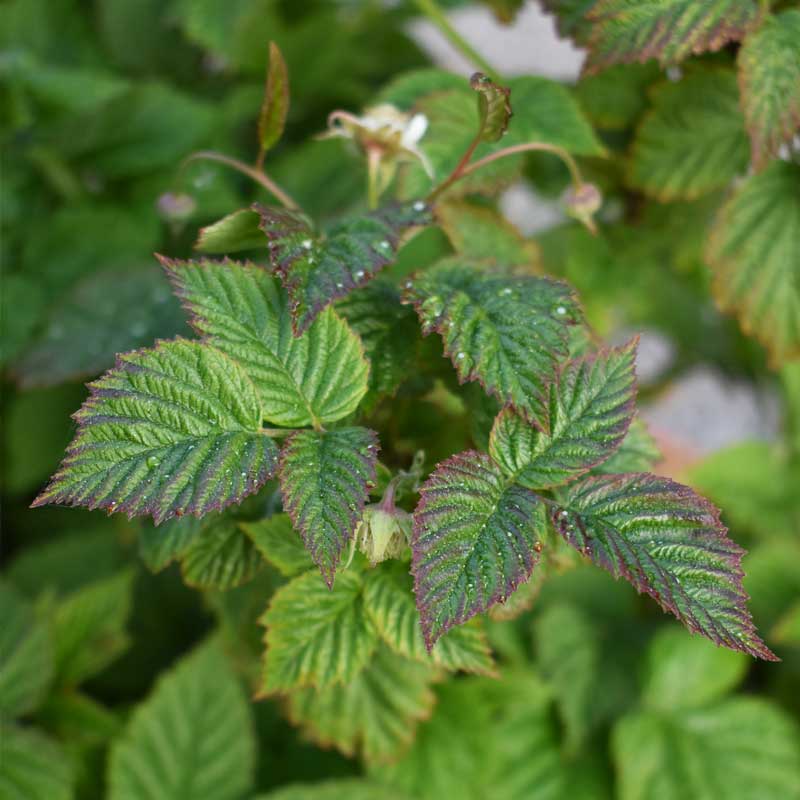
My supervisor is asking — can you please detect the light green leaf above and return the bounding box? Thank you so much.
[405,258,581,429]
[33,339,278,524]
[613,699,800,800]
[738,10,800,170]
[773,601,800,646]
[490,339,637,488]
[641,626,748,711]
[363,562,495,675]
[194,209,266,254]
[279,428,378,584]
[0,582,54,718]
[256,780,414,800]
[163,259,369,428]
[258,41,289,155]
[138,516,204,573]
[706,160,800,365]
[260,570,377,694]
[590,417,661,475]
[584,0,759,73]
[551,473,776,660]
[180,518,263,589]
[53,569,135,685]
[629,70,749,200]
[0,724,74,800]
[241,513,313,577]
[256,203,432,334]
[287,643,436,765]
[108,641,255,800]
[413,451,546,648]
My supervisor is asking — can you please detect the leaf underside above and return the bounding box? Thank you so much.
[550,472,777,660]
[32,339,278,525]
[258,41,289,154]
[405,258,581,431]
[412,451,545,649]
[470,72,513,142]
[163,258,369,427]
[584,0,760,74]
[256,202,432,334]
[279,427,378,585]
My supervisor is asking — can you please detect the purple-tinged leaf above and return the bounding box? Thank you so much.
[279,427,378,586]
[489,339,638,488]
[404,258,581,431]
[32,339,278,525]
[412,451,545,649]
[256,202,432,335]
[550,473,777,661]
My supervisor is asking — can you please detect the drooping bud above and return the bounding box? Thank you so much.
[563,182,602,234]
[355,505,412,566]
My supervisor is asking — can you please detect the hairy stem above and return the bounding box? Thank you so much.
[412,0,501,81]
[183,151,299,210]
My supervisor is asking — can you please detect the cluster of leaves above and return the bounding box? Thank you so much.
[4,1,800,799]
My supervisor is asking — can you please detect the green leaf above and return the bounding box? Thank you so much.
[539,0,596,45]
[138,516,204,573]
[287,643,436,764]
[163,259,369,428]
[706,160,800,365]
[0,723,74,800]
[550,473,776,660]
[413,451,546,648]
[14,266,186,389]
[584,0,760,73]
[435,201,539,268]
[32,339,279,524]
[376,68,468,109]
[180,518,264,589]
[279,428,378,584]
[489,339,637,488]
[613,699,800,800]
[256,203,432,334]
[256,780,414,800]
[773,600,800,646]
[53,569,135,685]
[0,582,54,718]
[470,72,512,142]
[405,258,581,429]
[574,63,659,130]
[336,280,420,406]
[194,209,266,255]
[260,570,377,694]
[533,603,599,752]
[258,42,289,156]
[629,70,749,201]
[363,562,495,675]
[108,641,255,800]
[590,417,661,475]
[641,626,748,711]
[738,10,800,170]
[241,513,314,577]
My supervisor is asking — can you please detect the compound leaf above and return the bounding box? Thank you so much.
[706,158,800,365]
[738,10,800,170]
[405,258,581,430]
[256,203,432,334]
[584,0,760,73]
[0,724,74,800]
[194,208,266,254]
[287,643,436,765]
[279,427,378,584]
[490,339,637,488]
[108,641,255,800]
[613,699,800,800]
[241,513,313,577]
[260,570,377,694]
[32,339,278,524]
[412,451,546,649]
[163,258,369,428]
[550,473,776,660]
[629,70,749,201]
[363,562,495,675]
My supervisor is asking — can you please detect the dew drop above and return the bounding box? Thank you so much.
[456,352,465,360]
[302,239,313,249]
[555,305,567,316]
[146,456,159,469]
[413,200,426,212]
[336,282,344,289]
[355,269,365,279]
[404,280,413,289]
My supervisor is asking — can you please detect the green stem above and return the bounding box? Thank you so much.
[183,151,299,210]
[366,147,381,210]
[412,0,501,81]
[259,427,303,438]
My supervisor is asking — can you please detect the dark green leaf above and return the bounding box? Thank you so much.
[0,724,74,800]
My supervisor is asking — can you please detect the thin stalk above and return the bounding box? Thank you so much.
[366,147,381,210]
[259,427,303,438]
[183,151,299,210]
[412,0,501,81]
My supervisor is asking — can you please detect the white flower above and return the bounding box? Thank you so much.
[322,104,433,177]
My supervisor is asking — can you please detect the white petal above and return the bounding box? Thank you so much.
[402,114,429,147]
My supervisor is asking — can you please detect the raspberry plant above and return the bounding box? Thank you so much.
[7,1,800,799]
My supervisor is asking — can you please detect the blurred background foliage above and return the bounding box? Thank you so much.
[1,1,799,799]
